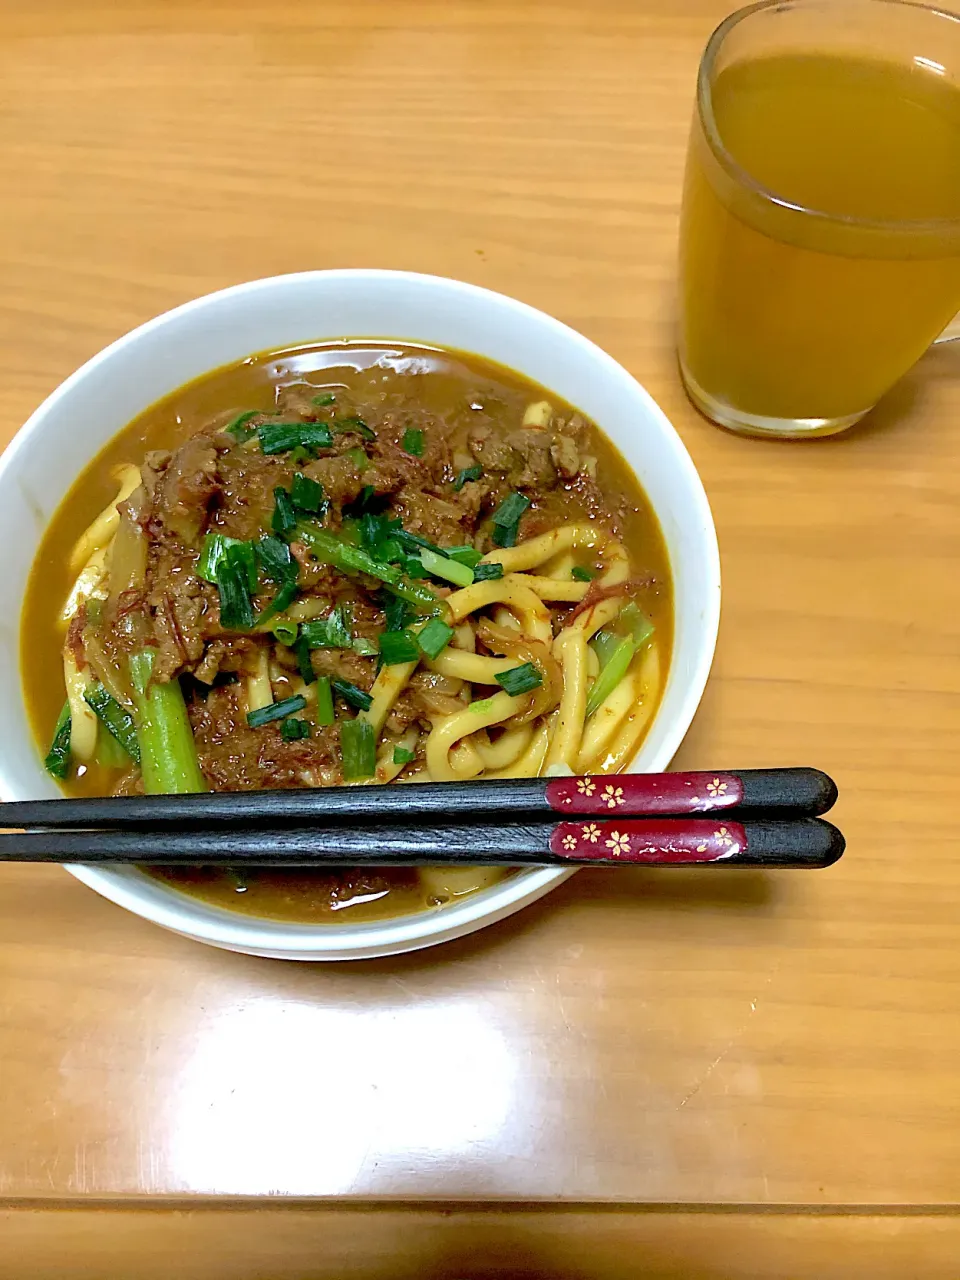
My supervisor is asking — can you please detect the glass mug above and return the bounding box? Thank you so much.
[678,0,960,438]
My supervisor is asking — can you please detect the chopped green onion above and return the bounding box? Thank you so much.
[585,635,636,718]
[419,547,474,587]
[295,522,438,609]
[492,521,518,549]
[247,694,307,728]
[446,545,482,569]
[491,491,530,528]
[84,684,141,762]
[271,487,297,536]
[571,565,597,582]
[292,638,316,685]
[280,718,312,741]
[289,445,317,465]
[394,528,446,558]
[259,421,333,455]
[311,392,336,407]
[383,593,413,632]
[315,675,334,725]
[301,606,352,650]
[215,552,256,630]
[494,663,543,697]
[469,694,498,715]
[341,717,376,780]
[335,416,375,441]
[352,636,378,657]
[343,446,368,471]
[379,629,419,665]
[255,535,296,582]
[259,579,299,623]
[290,472,325,513]
[197,532,243,585]
[619,601,655,646]
[129,650,207,794]
[226,540,258,593]
[454,464,482,491]
[393,745,416,765]
[590,628,620,670]
[43,701,71,780]
[332,678,373,712]
[472,561,505,582]
[224,410,260,442]
[417,617,454,660]
[402,427,424,456]
[272,620,299,646]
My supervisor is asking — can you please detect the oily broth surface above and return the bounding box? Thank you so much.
[22,342,673,924]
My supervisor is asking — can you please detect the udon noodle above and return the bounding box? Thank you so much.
[23,342,672,923]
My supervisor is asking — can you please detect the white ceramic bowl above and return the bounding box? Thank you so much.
[0,270,720,960]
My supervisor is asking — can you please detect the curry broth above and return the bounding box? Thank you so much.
[22,343,673,924]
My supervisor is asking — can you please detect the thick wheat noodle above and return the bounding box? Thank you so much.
[598,642,662,772]
[425,690,532,782]
[449,737,485,779]
[481,524,610,573]
[567,547,630,639]
[575,666,641,773]
[445,575,552,644]
[60,545,110,628]
[511,573,589,602]
[68,465,141,575]
[475,619,563,726]
[246,646,273,713]
[360,726,420,786]
[473,721,535,770]
[62,650,98,761]
[427,649,516,684]
[544,629,589,770]
[485,715,554,779]
[361,657,419,736]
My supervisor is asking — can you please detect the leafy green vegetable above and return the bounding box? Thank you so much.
[43,701,71,780]
[393,745,416,765]
[571,565,597,582]
[83,684,141,762]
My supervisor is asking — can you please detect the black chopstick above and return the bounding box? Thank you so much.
[0,768,837,831]
[0,817,844,869]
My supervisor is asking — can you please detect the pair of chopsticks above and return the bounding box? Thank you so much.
[0,768,843,869]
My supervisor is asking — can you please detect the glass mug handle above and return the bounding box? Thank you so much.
[935,314,960,344]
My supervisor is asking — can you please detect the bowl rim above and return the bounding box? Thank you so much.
[3,268,721,960]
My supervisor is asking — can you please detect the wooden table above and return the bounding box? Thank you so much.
[1,0,958,1274]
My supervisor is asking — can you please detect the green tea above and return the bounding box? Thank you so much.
[679,53,960,427]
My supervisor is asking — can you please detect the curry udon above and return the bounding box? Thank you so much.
[22,343,672,923]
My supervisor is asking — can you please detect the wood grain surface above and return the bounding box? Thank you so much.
[0,0,958,1266]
